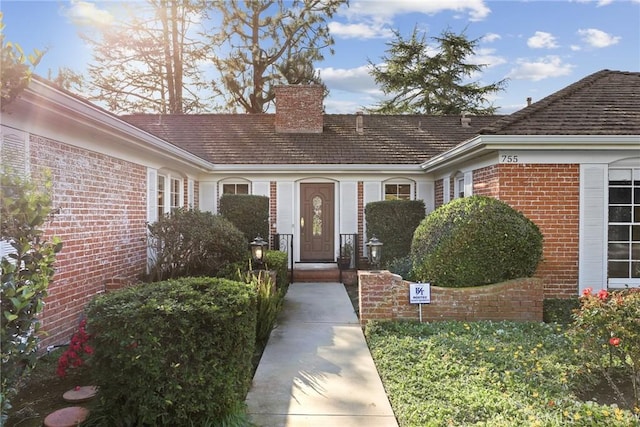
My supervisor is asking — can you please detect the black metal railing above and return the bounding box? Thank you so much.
[271,233,293,283]
[338,233,359,270]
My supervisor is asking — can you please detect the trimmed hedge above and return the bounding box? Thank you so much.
[411,196,543,287]
[147,209,247,281]
[85,277,256,425]
[219,194,269,242]
[365,200,426,266]
[543,298,580,324]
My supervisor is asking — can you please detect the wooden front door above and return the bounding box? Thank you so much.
[300,183,335,261]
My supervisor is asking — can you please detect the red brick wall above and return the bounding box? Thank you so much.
[30,135,148,348]
[270,181,277,246]
[359,271,543,322]
[274,85,323,133]
[473,165,499,197]
[497,164,580,298]
[434,179,443,208]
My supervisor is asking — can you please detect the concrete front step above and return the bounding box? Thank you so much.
[293,263,340,282]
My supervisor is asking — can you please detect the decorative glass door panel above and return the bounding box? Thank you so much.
[300,183,334,261]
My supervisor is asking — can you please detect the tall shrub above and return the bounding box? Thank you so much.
[0,170,62,421]
[411,196,542,287]
[365,200,425,266]
[219,194,269,242]
[85,277,257,425]
[147,208,247,281]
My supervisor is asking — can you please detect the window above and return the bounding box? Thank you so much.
[222,183,249,195]
[608,167,640,286]
[158,174,183,217]
[157,175,166,218]
[170,177,181,212]
[455,175,465,198]
[385,183,411,200]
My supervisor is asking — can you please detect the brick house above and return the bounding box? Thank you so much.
[1,69,638,347]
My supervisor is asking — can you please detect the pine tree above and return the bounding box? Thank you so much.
[368,28,507,115]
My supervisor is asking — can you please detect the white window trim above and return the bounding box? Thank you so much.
[607,163,640,288]
[158,172,184,216]
[219,178,251,195]
[382,178,415,200]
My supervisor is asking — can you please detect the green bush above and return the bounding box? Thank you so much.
[544,298,580,324]
[1,170,62,422]
[147,209,247,281]
[219,194,269,242]
[411,196,543,287]
[365,200,425,266]
[85,277,256,425]
[264,249,289,292]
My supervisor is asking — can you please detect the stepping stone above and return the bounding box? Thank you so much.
[43,406,89,427]
[63,385,98,403]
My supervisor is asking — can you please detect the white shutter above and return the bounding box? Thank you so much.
[417,180,434,213]
[464,171,473,197]
[1,126,29,176]
[443,178,450,203]
[276,182,294,233]
[187,179,194,209]
[578,164,607,293]
[252,181,269,197]
[339,181,358,234]
[147,168,158,224]
[199,181,217,213]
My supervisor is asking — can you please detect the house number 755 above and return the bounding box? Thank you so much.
[501,155,519,163]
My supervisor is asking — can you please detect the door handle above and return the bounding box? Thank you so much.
[300,217,304,228]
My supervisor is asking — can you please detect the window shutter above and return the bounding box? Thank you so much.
[443,178,450,203]
[187,179,194,209]
[1,126,29,176]
[464,171,473,197]
[199,181,217,213]
[579,164,607,293]
[147,168,158,224]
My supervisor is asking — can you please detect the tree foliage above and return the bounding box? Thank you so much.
[0,12,45,111]
[205,0,344,113]
[80,0,209,114]
[0,170,62,422]
[368,28,507,115]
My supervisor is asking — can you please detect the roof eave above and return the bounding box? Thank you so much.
[421,134,640,172]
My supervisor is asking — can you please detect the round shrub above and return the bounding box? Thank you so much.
[411,196,543,287]
[85,277,257,425]
[147,209,248,281]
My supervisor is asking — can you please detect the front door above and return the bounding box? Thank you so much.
[300,183,334,261]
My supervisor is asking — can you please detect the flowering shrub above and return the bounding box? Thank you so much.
[56,319,93,378]
[571,287,640,412]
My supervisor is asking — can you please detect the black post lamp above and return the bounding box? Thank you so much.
[250,236,267,270]
[366,235,383,271]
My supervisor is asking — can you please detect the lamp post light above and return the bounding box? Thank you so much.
[366,235,383,271]
[250,236,267,270]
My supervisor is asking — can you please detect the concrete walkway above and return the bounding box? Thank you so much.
[246,282,398,427]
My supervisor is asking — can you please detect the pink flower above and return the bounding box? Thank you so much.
[609,337,621,347]
[582,287,593,296]
[597,289,609,301]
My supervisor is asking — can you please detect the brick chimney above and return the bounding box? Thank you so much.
[275,85,324,133]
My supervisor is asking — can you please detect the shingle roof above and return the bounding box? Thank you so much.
[121,114,499,165]
[480,70,640,135]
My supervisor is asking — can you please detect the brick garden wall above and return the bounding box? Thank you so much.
[358,271,543,323]
[31,134,148,348]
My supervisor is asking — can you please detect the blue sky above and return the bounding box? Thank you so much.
[1,0,639,114]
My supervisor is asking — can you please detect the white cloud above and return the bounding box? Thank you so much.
[63,0,113,28]
[328,21,394,39]
[570,45,582,51]
[341,0,491,22]
[318,65,380,95]
[471,48,507,68]
[577,28,621,48]
[527,31,558,49]
[507,56,575,81]
[482,33,501,43]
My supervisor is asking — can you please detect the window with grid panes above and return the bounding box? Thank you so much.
[384,183,411,200]
[608,167,640,285]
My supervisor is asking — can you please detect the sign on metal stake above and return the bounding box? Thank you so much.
[409,282,431,323]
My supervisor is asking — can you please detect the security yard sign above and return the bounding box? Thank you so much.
[409,282,431,304]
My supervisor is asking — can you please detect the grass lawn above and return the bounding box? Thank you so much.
[366,320,639,427]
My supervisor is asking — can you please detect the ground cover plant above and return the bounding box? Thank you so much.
[366,320,638,426]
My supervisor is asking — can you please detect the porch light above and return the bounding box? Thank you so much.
[250,236,267,269]
[366,235,383,271]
